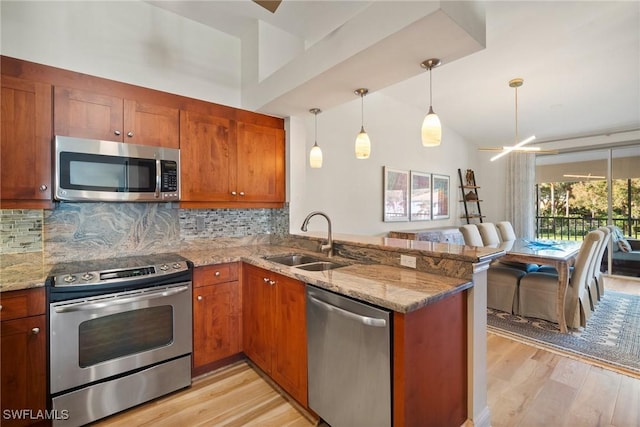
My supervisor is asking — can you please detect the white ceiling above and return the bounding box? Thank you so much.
[148,0,640,151]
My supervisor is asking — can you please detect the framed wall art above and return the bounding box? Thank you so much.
[431,174,450,220]
[383,167,409,222]
[410,171,431,221]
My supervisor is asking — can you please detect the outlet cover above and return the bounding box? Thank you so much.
[400,254,417,268]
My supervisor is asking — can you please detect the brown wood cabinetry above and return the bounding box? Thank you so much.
[54,86,179,148]
[0,76,53,209]
[0,288,47,427]
[180,112,285,208]
[242,264,307,407]
[192,263,242,377]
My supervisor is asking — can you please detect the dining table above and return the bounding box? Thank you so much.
[496,238,583,333]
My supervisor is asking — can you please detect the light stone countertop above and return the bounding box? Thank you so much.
[0,233,498,312]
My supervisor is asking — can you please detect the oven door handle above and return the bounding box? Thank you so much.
[53,285,190,313]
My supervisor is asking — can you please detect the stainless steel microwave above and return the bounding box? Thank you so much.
[54,135,180,202]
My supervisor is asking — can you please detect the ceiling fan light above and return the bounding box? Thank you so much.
[355,127,371,159]
[309,143,323,168]
[421,107,441,147]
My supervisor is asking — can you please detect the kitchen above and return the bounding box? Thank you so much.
[2,1,639,427]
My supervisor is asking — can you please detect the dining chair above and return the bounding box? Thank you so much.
[496,221,517,242]
[517,229,604,329]
[487,265,526,314]
[460,224,484,247]
[477,223,501,246]
[591,226,611,301]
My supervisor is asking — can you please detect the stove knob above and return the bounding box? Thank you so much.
[81,272,94,281]
[160,264,169,271]
[63,274,77,283]
[172,263,182,269]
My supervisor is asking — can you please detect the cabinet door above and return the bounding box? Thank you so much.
[193,280,241,369]
[236,123,285,203]
[180,110,236,202]
[1,76,52,207]
[242,264,273,374]
[124,99,179,148]
[1,315,46,427]
[54,86,123,142]
[271,273,308,406]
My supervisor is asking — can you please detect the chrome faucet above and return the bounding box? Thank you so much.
[301,211,333,257]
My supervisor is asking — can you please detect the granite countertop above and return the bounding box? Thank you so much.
[0,233,498,313]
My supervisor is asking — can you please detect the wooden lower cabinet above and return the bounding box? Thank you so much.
[0,288,47,427]
[242,264,308,407]
[192,263,242,377]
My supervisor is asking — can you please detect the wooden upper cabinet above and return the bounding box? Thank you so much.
[180,110,236,202]
[236,122,285,203]
[54,86,179,148]
[1,75,53,208]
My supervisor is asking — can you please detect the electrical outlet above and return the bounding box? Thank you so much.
[196,217,205,232]
[400,254,416,268]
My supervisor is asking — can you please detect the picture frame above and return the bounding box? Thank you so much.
[431,174,450,220]
[383,167,409,222]
[410,171,432,221]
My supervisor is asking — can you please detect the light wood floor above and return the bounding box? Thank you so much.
[95,275,640,427]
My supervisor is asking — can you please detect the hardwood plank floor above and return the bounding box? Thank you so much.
[95,275,640,427]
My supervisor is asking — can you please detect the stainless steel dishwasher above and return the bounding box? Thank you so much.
[306,285,391,427]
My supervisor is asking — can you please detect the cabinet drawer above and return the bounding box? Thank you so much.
[0,288,46,321]
[193,263,239,287]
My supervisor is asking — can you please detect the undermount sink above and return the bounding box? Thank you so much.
[263,254,347,271]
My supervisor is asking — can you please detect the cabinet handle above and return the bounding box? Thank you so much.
[127,131,134,137]
[31,327,40,335]
[0,304,3,311]
[231,191,237,196]
[39,184,48,192]
[214,271,221,277]
[269,280,276,286]
[239,191,245,196]
[114,130,121,136]
[197,295,203,301]
[263,277,270,283]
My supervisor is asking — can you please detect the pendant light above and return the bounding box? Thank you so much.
[489,78,537,161]
[420,58,442,147]
[354,88,371,159]
[309,108,323,168]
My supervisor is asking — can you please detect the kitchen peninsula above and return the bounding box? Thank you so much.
[1,232,502,427]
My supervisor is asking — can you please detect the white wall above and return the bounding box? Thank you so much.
[0,1,241,107]
[288,82,507,236]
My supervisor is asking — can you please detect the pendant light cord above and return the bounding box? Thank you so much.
[360,93,365,131]
[314,112,318,145]
[514,85,519,144]
[429,66,433,107]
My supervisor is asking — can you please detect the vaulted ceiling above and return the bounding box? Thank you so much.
[148,1,640,151]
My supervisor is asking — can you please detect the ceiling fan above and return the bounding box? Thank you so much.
[479,78,556,161]
[253,0,282,13]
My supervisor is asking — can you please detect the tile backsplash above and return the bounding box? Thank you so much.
[1,203,289,263]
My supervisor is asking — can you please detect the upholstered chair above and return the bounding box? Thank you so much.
[518,229,604,329]
[460,224,484,247]
[591,226,611,300]
[477,223,501,247]
[496,221,517,242]
[487,266,526,313]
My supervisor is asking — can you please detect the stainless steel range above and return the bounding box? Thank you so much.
[46,254,193,427]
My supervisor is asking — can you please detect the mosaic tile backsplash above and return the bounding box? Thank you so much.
[1,203,289,263]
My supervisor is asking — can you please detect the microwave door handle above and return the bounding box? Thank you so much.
[155,159,161,199]
[53,285,190,313]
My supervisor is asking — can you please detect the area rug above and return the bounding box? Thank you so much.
[487,290,640,377]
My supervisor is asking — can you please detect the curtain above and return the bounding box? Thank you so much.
[506,152,536,239]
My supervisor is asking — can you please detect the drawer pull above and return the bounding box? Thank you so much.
[31,327,40,335]
[197,295,203,301]
[215,271,221,277]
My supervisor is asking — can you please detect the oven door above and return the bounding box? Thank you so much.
[49,282,192,395]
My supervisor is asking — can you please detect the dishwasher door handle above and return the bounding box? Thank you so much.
[308,295,387,327]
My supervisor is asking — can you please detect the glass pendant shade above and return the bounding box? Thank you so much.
[421,106,441,147]
[310,143,323,168]
[355,127,371,159]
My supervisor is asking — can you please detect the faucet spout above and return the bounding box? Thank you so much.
[301,211,333,257]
